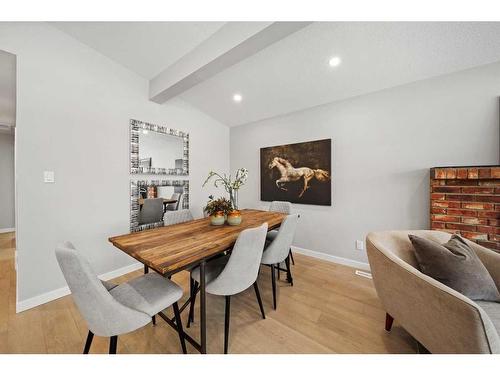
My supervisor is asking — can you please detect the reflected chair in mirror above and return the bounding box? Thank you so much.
[138,197,164,225]
[268,201,295,266]
[55,242,187,354]
[188,223,268,354]
[165,193,182,211]
[261,214,299,309]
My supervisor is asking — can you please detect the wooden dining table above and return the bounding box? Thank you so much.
[108,208,286,354]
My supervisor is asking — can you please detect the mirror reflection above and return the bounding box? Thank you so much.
[138,130,184,174]
[138,184,184,225]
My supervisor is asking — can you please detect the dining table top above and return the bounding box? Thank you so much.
[108,209,286,275]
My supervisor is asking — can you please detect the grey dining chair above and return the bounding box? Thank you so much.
[165,193,182,211]
[164,209,194,226]
[261,214,299,309]
[143,209,194,275]
[188,223,269,354]
[138,197,164,225]
[55,242,187,354]
[268,201,295,266]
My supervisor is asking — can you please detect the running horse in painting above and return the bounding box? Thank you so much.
[268,157,330,197]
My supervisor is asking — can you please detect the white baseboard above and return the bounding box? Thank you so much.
[16,262,143,313]
[291,245,370,271]
[0,227,15,234]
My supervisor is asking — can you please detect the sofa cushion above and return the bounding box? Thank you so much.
[409,234,500,302]
[476,301,500,335]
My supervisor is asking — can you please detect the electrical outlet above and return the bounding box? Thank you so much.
[356,240,364,251]
[44,171,55,183]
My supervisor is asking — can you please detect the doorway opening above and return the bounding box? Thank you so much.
[0,49,17,306]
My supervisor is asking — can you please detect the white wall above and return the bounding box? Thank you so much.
[0,133,15,230]
[0,23,229,307]
[231,62,500,265]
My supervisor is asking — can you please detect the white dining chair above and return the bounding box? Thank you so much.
[55,241,186,354]
[188,223,268,353]
[268,201,295,266]
[261,214,299,309]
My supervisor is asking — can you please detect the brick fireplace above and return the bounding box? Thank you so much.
[430,166,500,253]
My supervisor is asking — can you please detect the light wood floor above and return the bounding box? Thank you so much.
[0,231,417,354]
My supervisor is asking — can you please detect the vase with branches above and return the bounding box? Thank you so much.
[202,168,248,210]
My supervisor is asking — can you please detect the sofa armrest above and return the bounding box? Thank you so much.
[367,236,500,354]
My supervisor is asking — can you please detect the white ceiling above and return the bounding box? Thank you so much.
[0,49,16,131]
[51,22,224,78]
[52,22,500,127]
[179,22,500,126]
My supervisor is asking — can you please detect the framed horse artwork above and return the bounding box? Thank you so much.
[260,139,332,206]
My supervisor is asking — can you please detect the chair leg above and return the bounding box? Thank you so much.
[83,330,94,354]
[152,315,156,325]
[277,263,280,280]
[385,313,394,331]
[172,302,187,354]
[224,296,231,354]
[187,280,198,328]
[253,281,266,319]
[144,265,149,274]
[270,264,277,310]
[285,254,293,286]
[109,336,118,354]
[289,249,295,265]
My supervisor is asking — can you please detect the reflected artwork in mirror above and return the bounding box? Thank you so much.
[130,179,189,232]
[130,119,189,175]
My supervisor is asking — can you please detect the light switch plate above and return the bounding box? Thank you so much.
[356,240,364,251]
[44,171,55,183]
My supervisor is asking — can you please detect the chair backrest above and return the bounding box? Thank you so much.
[164,209,194,226]
[55,243,150,337]
[269,201,292,214]
[138,198,164,225]
[206,223,268,296]
[165,193,182,211]
[261,214,299,265]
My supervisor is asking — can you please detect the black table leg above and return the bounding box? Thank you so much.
[200,260,207,354]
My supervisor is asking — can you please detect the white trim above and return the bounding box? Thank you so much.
[291,245,370,271]
[16,262,143,313]
[0,227,15,233]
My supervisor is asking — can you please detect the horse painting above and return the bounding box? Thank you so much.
[260,139,332,206]
[268,157,330,197]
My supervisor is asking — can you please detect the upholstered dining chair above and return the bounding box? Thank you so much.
[261,214,299,309]
[164,209,194,226]
[138,197,164,225]
[188,223,269,353]
[55,242,187,354]
[268,201,295,266]
[165,193,182,211]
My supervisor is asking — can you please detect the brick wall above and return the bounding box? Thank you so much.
[430,166,500,253]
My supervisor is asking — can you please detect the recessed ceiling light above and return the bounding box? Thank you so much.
[233,93,243,103]
[328,56,341,68]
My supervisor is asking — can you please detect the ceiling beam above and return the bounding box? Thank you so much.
[149,22,312,104]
